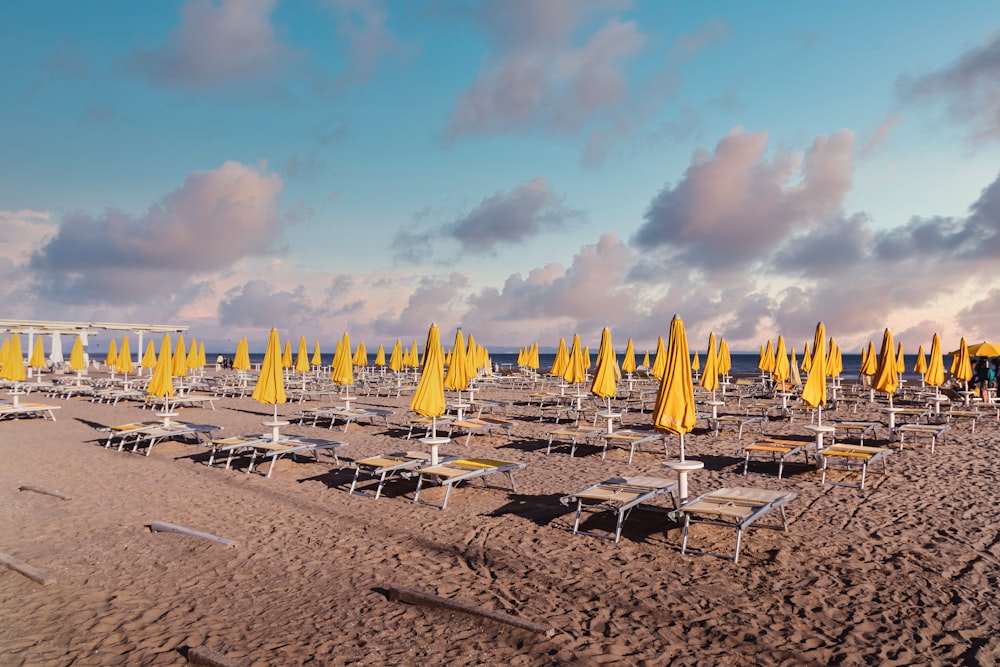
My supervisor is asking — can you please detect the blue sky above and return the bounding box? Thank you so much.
[2,0,999,353]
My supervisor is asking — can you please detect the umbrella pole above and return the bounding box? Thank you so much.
[678,433,685,462]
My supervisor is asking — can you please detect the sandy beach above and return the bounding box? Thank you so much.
[2,372,999,666]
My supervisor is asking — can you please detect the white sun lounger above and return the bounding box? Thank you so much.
[0,402,61,422]
[560,476,679,542]
[349,451,452,499]
[412,458,526,510]
[593,429,669,464]
[896,424,950,453]
[741,435,815,479]
[242,437,347,478]
[545,425,602,457]
[819,443,893,489]
[674,487,797,563]
[446,417,514,446]
[131,423,222,456]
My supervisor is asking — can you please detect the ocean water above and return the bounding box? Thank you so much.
[221,352,930,382]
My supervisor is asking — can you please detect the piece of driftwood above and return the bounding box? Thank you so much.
[0,551,56,586]
[187,646,243,667]
[388,585,556,638]
[18,484,72,501]
[148,521,236,548]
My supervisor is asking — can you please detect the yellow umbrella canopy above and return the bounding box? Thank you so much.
[549,338,569,376]
[895,342,905,374]
[953,337,973,383]
[408,341,420,368]
[29,337,46,370]
[860,341,878,376]
[529,342,540,370]
[252,328,287,411]
[233,338,251,371]
[330,333,354,387]
[0,334,26,382]
[199,341,207,368]
[282,340,293,369]
[800,323,827,413]
[651,316,697,458]
[388,339,403,372]
[772,335,789,384]
[590,327,618,400]
[872,328,899,403]
[833,345,843,376]
[583,345,592,370]
[115,336,133,375]
[914,345,927,374]
[353,341,368,367]
[0,337,8,371]
[691,350,700,372]
[700,332,719,393]
[410,323,446,419]
[650,336,667,378]
[967,341,1000,357]
[789,347,801,386]
[172,336,188,377]
[824,337,838,376]
[563,333,587,385]
[718,338,731,376]
[295,336,311,373]
[105,339,118,368]
[758,341,775,373]
[443,329,470,392]
[141,339,157,369]
[374,343,386,367]
[146,335,174,398]
[800,341,812,372]
[312,341,322,367]
[69,335,86,372]
[924,334,945,387]
[641,350,650,368]
[620,339,637,375]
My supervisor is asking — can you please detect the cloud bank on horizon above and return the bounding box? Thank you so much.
[2,0,999,352]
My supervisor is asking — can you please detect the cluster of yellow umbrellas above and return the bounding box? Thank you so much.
[0,335,27,401]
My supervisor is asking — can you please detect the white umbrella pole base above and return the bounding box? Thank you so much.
[663,459,704,504]
[419,436,451,465]
[157,412,179,428]
[263,420,289,442]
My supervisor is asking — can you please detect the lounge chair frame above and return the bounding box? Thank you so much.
[560,476,678,543]
[412,458,525,510]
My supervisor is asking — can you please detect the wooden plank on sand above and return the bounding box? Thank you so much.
[187,646,243,667]
[388,585,556,637]
[0,551,56,586]
[149,521,236,548]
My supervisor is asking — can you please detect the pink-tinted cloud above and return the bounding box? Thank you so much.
[218,279,316,329]
[446,1,644,139]
[371,272,470,338]
[131,0,295,89]
[896,34,1000,143]
[634,128,854,269]
[29,161,283,302]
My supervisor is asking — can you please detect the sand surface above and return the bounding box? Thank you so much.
[2,373,999,666]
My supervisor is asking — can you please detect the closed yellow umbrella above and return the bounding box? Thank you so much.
[199,342,207,369]
[860,341,877,377]
[295,336,311,373]
[549,338,569,377]
[563,334,587,386]
[409,341,420,368]
[252,329,287,439]
[233,338,251,372]
[282,340,293,369]
[0,337,8,372]
[700,332,719,395]
[690,350,700,373]
[146,334,174,400]
[718,338,731,377]
[410,323,447,451]
[925,334,945,389]
[953,337,973,387]
[824,337,838,377]
[374,343,386,367]
[872,328,899,407]
[914,345,927,375]
[621,339,637,375]
[141,339,157,370]
[650,336,667,379]
[443,329,470,403]
[529,342,540,370]
[172,336,187,378]
[789,348,801,386]
[895,342,905,374]
[353,340,368,367]
[800,342,812,373]
[583,345,592,370]
[800,323,827,422]
[330,333,355,404]
[312,341,322,368]
[590,328,619,432]
[105,339,118,369]
[651,315,697,460]
[29,337,46,372]
[758,340,775,374]
[772,335,789,385]
[388,339,403,372]
[641,350,650,369]
[115,336,133,377]
[186,337,199,370]
[1,335,27,389]
[69,335,86,372]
